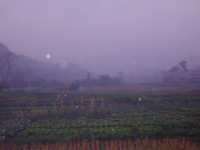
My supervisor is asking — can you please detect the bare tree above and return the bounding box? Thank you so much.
[0,51,21,92]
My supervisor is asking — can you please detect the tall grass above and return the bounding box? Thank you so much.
[0,138,199,150]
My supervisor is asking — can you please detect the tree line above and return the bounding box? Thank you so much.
[0,43,124,92]
[69,72,124,90]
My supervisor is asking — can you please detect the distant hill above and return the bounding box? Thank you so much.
[0,43,88,87]
[0,42,9,53]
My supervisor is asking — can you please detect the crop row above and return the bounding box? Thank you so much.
[29,119,199,129]
[11,119,200,144]
[1,106,196,121]
[15,125,200,144]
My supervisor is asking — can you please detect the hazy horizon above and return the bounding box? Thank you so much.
[1,0,200,76]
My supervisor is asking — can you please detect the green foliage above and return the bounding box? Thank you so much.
[11,119,200,144]
[1,85,200,144]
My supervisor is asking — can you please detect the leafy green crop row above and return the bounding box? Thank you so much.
[12,119,200,144]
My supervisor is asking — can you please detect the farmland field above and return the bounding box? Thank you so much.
[0,83,200,149]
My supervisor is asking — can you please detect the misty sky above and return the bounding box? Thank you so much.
[0,0,200,75]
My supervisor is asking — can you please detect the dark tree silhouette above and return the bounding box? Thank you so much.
[87,72,91,80]
[69,80,81,90]
[179,61,189,71]
[0,51,21,92]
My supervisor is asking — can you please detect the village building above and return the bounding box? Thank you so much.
[161,66,200,82]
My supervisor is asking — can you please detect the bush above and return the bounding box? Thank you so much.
[69,74,124,90]
[69,80,81,90]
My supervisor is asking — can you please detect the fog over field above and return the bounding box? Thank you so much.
[1,1,200,147]
[0,0,200,82]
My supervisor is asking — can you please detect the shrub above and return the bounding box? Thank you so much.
[69,80,81,90]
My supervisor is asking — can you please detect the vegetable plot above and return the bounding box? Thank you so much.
[12,119,200,144]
